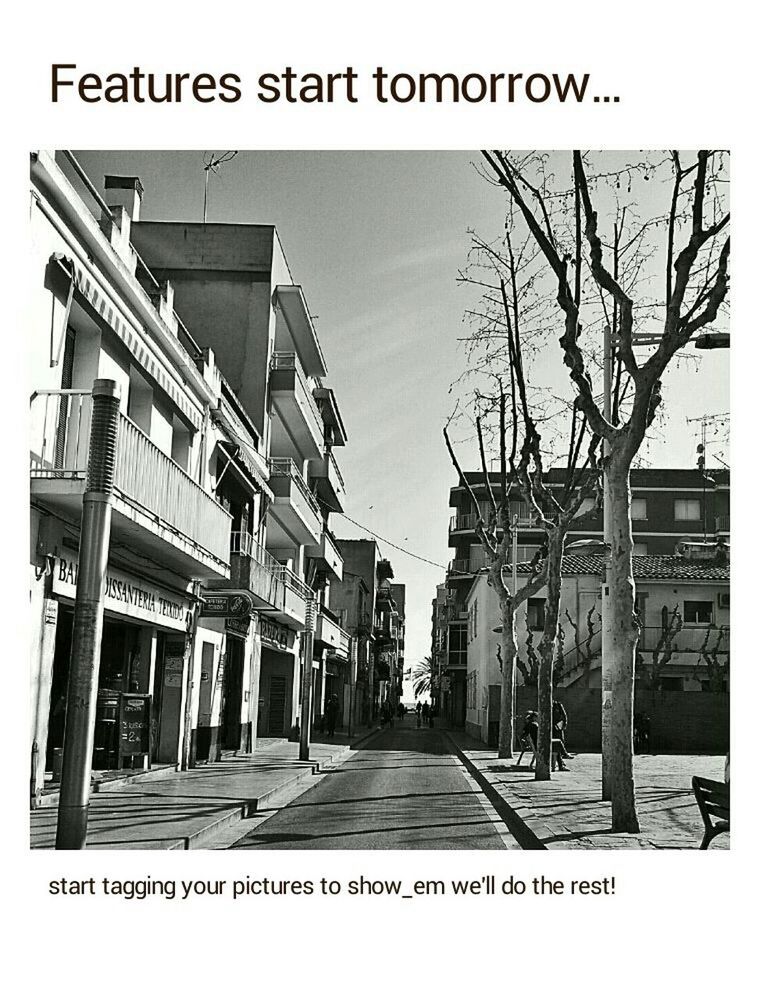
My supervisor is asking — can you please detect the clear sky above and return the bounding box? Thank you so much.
[74,150,730,673]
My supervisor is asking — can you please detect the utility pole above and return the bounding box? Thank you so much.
[510,512,518,753]
[299,598,316,761]
[56,379,121,849]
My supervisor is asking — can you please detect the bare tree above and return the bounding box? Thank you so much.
[648,605,684,690]
[482,149,730,829]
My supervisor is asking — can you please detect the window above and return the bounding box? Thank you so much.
[631,498,647,520]
[675,499,701,521]
[527,598,546,631]
[448,624,467,666]
[661,676,684,692]
[633,542,648,556]
[468,599,478,641]
[684,600,713,625]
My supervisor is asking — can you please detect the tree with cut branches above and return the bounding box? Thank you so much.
[482,150,730,829]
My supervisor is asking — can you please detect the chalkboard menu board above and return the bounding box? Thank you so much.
[118,694,151,760]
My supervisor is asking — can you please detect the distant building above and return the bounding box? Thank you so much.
[435,466,730,729]
[464,549,729,746]
[330,541,405,723]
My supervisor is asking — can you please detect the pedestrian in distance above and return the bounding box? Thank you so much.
[415,701,422,728]
[421,701,430,723]
[552,699,573,759]
[325,694,340,737]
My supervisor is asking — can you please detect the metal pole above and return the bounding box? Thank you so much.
[56,379,120,849]
[299,599,316,761]
[601,325,613,801]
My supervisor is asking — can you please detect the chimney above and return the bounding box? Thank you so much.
[104,175,144,222]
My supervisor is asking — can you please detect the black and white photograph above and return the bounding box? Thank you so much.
[28,148,730,851]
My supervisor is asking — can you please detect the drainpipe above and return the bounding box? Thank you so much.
[56,379,120,850]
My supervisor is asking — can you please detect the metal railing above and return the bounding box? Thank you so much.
[715,514,730,532]
[269,458,322,518]
[116,413,231,562]
[30,390,91,476]
[638,624,730,654]
[328,450,346,491]
[270,352,324,427]
[31,390,231,564]
[229,530,315,607]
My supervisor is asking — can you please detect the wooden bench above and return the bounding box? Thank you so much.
[692,776,730,849]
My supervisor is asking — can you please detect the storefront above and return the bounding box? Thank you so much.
[44,554,193,773]
[258,616,299,738]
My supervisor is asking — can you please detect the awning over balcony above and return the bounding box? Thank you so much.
[216,440,273,501]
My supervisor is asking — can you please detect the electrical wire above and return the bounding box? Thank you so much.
[322,502,448,571]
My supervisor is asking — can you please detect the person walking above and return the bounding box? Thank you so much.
[415,701,422,728]
[552,699,573,759]
[325,694,340,738]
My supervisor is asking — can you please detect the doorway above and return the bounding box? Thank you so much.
[220,635,245,750]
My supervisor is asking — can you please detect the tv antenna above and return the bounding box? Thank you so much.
[202,151,238,223]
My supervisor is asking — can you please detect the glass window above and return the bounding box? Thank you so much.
[633,542,648,555]
[527,598,546,631]
[675,499,701,521]
[631,498,647,520]
[684,600,713,624]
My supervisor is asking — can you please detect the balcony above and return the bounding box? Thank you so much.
[715,514,730,534]
[447,558,477,579]
[309,450,346,513]
[221,533,313,630]
[30,390,231,578]
[315,608,351,660]
[269,353,324,461]
[305,528,343,580]
[267,458,322,547]
[638,624,730,655]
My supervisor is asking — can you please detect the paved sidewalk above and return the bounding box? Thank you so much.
[30,737,363,850]
[447,730,729,850]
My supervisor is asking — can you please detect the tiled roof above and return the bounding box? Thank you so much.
[512,553,729,581]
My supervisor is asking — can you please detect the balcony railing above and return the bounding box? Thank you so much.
[31,390,231,566]
[638,624,730,654]
[270,352,324,428]
[268,458,322,519]
[715,514,730,532]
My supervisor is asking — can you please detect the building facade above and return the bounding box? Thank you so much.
[463,551,729,747]
[436,467,730,729]
[29,151,351,797]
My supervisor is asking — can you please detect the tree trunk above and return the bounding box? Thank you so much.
[535,535,563,780]
[497,600,517,758]
[607,456,641,832]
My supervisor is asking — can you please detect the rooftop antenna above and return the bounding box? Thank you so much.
[202,151,238,223]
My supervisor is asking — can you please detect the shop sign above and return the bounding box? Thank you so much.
[53,556,191,630]
[259,616,295,651]
[200,592,253,618]
[226,616,251,637]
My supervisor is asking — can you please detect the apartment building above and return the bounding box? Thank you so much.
[29,151,351,796]
[330,541,405,725]
[463,549,729,747]
[437,466,730,727]
[129,207,352,744]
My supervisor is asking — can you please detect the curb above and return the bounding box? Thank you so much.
[442,730,547,851]
[182,742,354,850]
[36,763,179,809]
